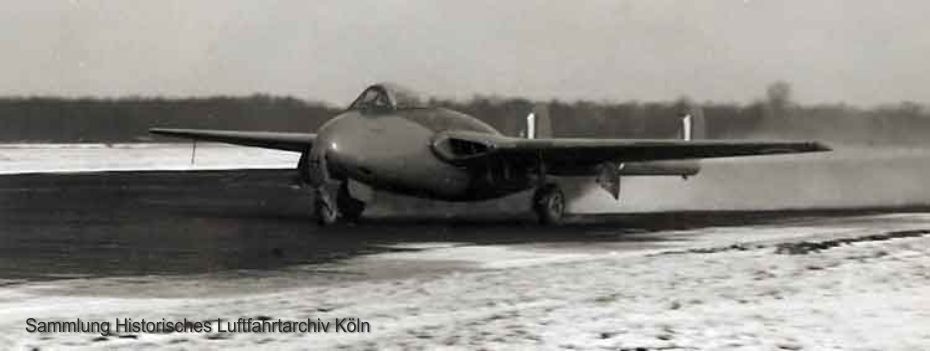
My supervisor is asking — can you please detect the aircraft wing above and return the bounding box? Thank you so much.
[436,131,830,173]
[149,128,315,152]
[496,138,830,163]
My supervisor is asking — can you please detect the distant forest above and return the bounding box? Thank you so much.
[1,82,928,145]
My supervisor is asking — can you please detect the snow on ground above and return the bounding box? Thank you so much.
[0,143,297,174]
[2,214,929,350]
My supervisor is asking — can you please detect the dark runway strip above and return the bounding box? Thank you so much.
[1,170,926,281]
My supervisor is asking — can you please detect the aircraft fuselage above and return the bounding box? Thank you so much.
[312,107,530,201]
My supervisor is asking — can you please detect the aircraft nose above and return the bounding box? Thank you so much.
[317,119,369,178]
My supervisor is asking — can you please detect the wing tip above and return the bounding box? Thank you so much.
[811,142,832,152]
[149,128,191,138]
[772,142,831,154]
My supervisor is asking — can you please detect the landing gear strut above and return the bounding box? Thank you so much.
[313,182,366,226]
[532,184,565,225]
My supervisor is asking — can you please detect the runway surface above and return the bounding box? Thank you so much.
[3,170,930,350]
[1,169,928,282]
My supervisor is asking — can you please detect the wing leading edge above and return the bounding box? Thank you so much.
[149,128,315,152]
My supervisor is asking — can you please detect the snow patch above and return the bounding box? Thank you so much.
[0,143,298,174]
[3,214,930,350]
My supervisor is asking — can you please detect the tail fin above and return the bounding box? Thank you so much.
[679,105,705,141]
[524,103,552,139]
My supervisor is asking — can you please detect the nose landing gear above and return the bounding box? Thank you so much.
[337,182,366,222]
[532,184,565,225]
[313,187,339,226]
[313,181,366,226]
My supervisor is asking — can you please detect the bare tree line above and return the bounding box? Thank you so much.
[0,83,928,145]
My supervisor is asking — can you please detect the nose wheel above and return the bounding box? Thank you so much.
[337,181,366,222]
[532,184,565,225]
[313,188,339,226]
[313,182,366,226]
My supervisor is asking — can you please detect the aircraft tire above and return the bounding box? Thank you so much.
[314,191,339,226]
[337,182,366,222]
[533,184,565,225]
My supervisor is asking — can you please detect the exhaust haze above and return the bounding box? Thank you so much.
[571,147,930,213]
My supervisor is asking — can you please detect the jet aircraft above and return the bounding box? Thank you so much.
[151,83,830,225]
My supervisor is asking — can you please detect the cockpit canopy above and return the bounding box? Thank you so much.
[348,83,426,111]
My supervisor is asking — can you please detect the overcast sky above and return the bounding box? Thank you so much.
[2,0,928,106]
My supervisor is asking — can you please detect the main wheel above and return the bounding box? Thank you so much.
[337,182,366,222]
[533,184,565,225]
[313,190,339,226]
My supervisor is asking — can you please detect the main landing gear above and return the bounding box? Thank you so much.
[532,183,565,225]
[313,182,366,226]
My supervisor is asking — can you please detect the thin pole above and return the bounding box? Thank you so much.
[190,140,197,165]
